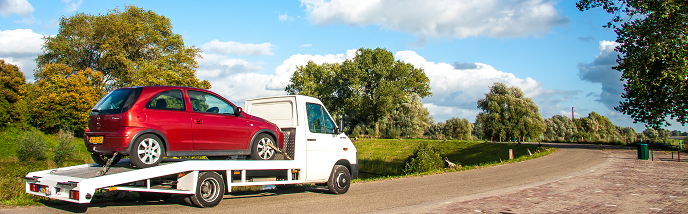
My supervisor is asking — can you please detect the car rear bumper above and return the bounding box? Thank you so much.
[84,127,148,156]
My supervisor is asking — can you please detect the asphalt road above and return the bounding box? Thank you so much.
[2,144,608,214]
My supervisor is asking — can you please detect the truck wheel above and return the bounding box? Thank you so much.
[327,165,351,194]
[130,134,164,168]
[188,171,225,208]
[250,134,276,160]
[91,153,121,165]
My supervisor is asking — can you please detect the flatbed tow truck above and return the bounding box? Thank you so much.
[25,95,358,208]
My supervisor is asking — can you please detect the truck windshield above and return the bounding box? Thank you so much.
[306,103,336,134]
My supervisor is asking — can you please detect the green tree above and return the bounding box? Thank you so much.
[378,94,433,138]
[445,117,472,140]
[0,60,26,125]
[286,48,432,133]
[544,115,579,142]
[577,0,688,129]
[475,82,545,142]
[37,5,210,91]
[28,63,105,133]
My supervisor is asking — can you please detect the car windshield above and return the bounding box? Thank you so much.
[92,89,134,115]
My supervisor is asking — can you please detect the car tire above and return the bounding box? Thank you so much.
[327,165,351,194]
[130,134,164,168]
[250,134,277,160]
[188,171,225,208]
[91,153,122,166]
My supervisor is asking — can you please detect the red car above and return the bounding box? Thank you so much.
[84,86,284,168]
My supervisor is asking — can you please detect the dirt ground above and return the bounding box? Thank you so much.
[426,148,688,213]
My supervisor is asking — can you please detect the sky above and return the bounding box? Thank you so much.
[0,0,682,132]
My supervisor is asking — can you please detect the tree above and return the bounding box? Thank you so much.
[37,5,210,91]
[642,127,658,141]
[577,0,688,129]
[0,60,26,125]
[475,82,545,142]
[378,94,433,138]
[28,63,105,133]
[286,47,432,132]
[445,117,472,140]
[544,115,579,142]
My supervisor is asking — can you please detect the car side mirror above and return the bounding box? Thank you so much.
[235,107,243,117]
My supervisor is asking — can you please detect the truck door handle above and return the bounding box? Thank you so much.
[195,119,203,124]
[307,139,316,141]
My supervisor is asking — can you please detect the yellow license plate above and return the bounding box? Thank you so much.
[90,136,103,144]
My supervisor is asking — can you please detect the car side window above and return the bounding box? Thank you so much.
[145,90,185,111]
[188,90,235,115]
[306,103,336,134]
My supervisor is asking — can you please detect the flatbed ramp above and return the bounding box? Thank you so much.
[25,159,303,204]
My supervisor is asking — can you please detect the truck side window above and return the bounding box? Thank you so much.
[306,103,336,134]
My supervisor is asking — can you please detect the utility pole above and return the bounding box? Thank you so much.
[572,107,574,120]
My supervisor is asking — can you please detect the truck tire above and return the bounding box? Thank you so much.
[91,153,121,166]
[250,134,276,160]
[130,134,164,168]
[187,171,225,208]
[327,165,351,194]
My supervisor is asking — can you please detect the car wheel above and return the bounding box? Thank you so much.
[327,165,351,194]
[91,153,121,165]
[187,171,225,208]
[250,134,276,160]
[130,134,164,168]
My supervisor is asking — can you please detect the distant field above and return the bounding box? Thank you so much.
[353,139,553,179]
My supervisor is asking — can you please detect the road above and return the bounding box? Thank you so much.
[2,144,608,213]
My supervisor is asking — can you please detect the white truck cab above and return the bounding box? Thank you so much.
[25,95,358,207]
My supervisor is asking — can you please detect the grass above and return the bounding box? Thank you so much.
[354,139,556,180]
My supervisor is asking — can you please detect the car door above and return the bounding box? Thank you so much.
[187,90,249,151]
[141,89,193,151]
[304,102,340,181]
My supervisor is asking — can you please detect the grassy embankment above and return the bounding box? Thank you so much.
[354,139,556,180]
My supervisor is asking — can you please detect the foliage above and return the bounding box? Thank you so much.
[475,82,545,142]
[425,122,446,139]
[0,60,26,126]
[28,63,105,133]
[16,128,48,161]
[53,129,76,166]
[377,94,433,138]
[445,117,472,140]
[403,143,443,174]
[36,5,210,91]
[544,115,578,142]
[578,0,688,129]
[286,48,432,134]
[575,111,621,142]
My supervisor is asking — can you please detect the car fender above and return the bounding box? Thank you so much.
[248,129,279,150]
[126,129,169,155]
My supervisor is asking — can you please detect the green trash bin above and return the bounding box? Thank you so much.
[638,144,649,160]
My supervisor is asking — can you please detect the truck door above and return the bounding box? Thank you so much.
[304,103,340,181]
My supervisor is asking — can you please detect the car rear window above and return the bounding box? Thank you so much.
[92,88,141,115]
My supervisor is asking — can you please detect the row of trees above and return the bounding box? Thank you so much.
[0,6,209,134]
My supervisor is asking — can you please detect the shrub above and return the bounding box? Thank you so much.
[15,129,47,161]
[404,143,443,174]
[53,129,76,166]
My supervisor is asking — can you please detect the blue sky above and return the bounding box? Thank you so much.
[0,0,682,132]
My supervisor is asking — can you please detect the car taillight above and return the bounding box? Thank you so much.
[70,190,79,200]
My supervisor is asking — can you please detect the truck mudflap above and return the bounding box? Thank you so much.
[351,164,359,179]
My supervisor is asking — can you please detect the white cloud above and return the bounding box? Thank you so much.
[395,50,573,122]
[578,40,623,110]
[0,0,33,18]
[0,29,44,80]
[278,12,293,21]
[265,49,357,90]
[197,53,264,80]
[201,40,275,56]
[208,72,286,108]
[300,0,568,39]
[62,0,83,12]
[300,44,312,47]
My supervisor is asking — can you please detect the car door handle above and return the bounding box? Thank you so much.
[195,119,203,124]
